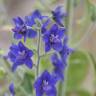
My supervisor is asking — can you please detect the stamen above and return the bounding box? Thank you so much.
[50,34,60,43]
[43,80,48,86]
[17,50,26,60]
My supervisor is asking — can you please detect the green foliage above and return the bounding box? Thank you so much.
[73,0,80,7]
[40,55,53,73]
[89,53,96,73]
[76,90,91,96]
[67,51,89,91]
[0,67,6,79]
[21,71,35,94]
[67,90,91,96]
[88,53,96,87]
[0,0,95,95]
[0,49,4,55]
[87,0,96,22]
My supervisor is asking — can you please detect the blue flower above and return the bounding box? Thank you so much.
[8,41,33,72]
[25,10,42,26]
[52,6,67,27]
[34,71,57,96]
[9,83,15,96]
[25,10,48,27]
[12,16,37,42]
[60,36,73,66]
[51,53,64,81]
[41,19,51,34]
[43,24,66,52]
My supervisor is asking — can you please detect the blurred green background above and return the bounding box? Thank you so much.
[0,0,96,96]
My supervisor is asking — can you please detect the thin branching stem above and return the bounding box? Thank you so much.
[36,29,41,77]
[62,0,74,96]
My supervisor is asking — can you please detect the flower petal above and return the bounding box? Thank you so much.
[8,52,16,62]
[9,83,15,95]
[14,32,22,39]
[32,10,42,20]
[25,58,33,69]
[45,43,51,52]
[36,89,43,96]
[43,34,49,43]
[18,42,25,50]
[12,62,19,72]
[27,29,37,38]
[52,42,63,52]
[50,24,58,33]
[25,15,35,26]
[46,86,57,96]
[58,27,66,38]
[13,17,24,26]
[9,44,19,56]
[51,53,58,63]
[54,68,64,81]
[42,19,50,34]
[28,50,34,57]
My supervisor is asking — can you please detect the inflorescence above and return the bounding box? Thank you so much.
[8,6,72,96]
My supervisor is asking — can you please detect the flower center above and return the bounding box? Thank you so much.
[19,25,26,35]
[42,80,51,91]
[43,80,49,86]
[50,34,60,43]
[17,50,26,60]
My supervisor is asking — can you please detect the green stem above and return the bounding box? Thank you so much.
[58,81,63,96]
[65,0,74,38]
[36,29,41,77]
[59,0,74,96]
[63,62,70,96]
[40,51,54,58]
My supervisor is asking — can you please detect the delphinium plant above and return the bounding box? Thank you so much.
[6,6,73,96]
[0,0,96,96]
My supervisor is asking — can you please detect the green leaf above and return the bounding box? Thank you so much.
[76,90,91,96]
[67,90,91,96]
[21,71,35,95]
[88,1,96,21]
[89,53,96,73]
[40,55,53,73]
[0,67,6,79]
[26,38,37,52]
[88,53,96,87]
[67,51,89,91]
[0,49,4,55]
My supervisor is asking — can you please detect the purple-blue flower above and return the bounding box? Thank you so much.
[25,10,48,27]
[51,53,64,81]
[9,83,15,96]
[8,41,33,72]
[25,10,42,26]
[60,36,73,66]
[52,6,67,27]
[12,16,37,42]
[43,24,66,52]
[41,19,51,34]
[34,70,57,96]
